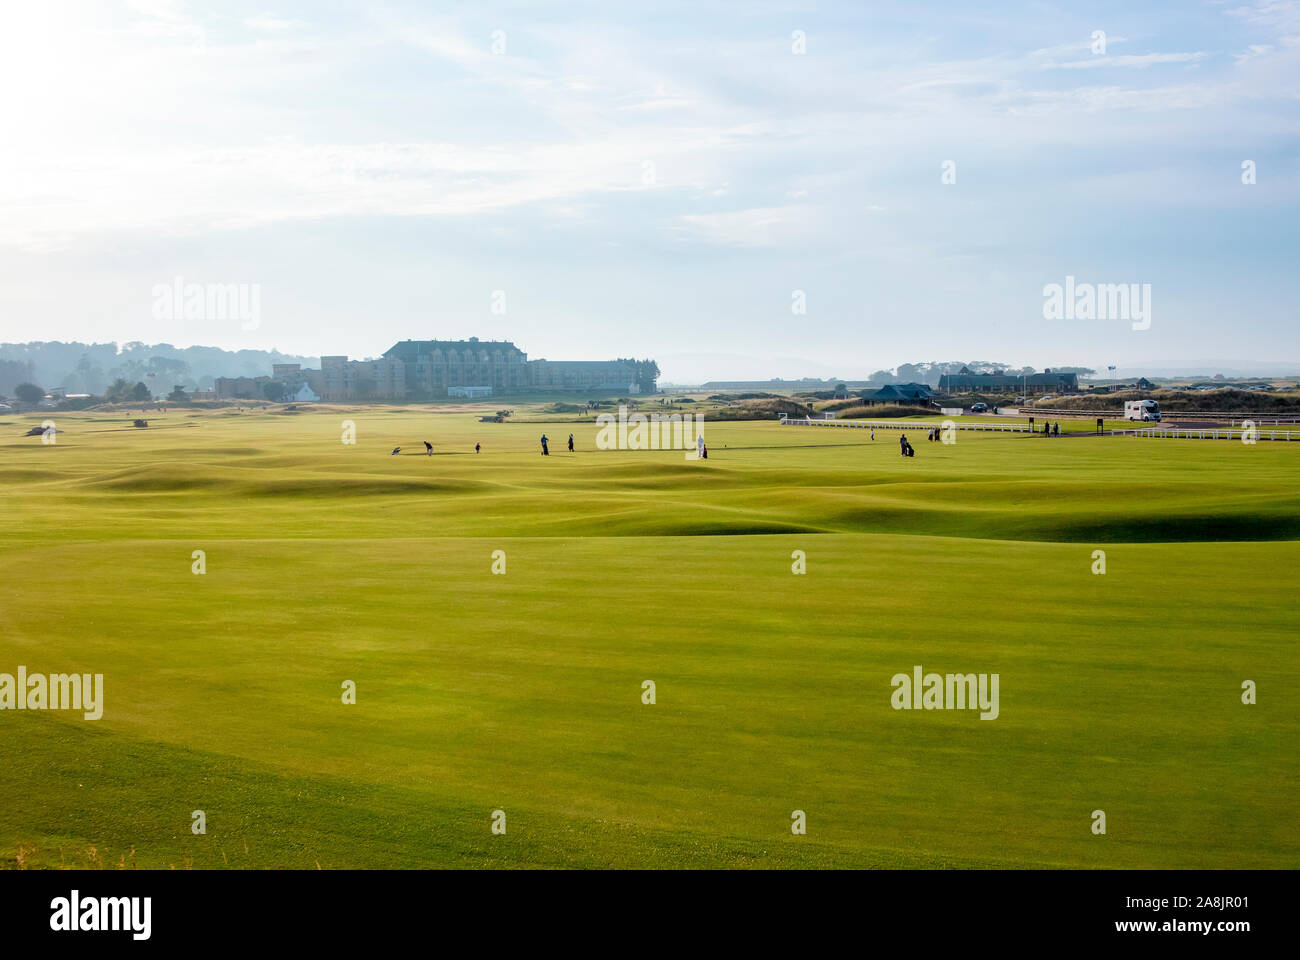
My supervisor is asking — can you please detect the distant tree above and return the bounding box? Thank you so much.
[0,340,307,390]
[261,380,286,402]
[642,359,661,394]
[619,358,660,395]
[896,363,927,383]
[14,382,44,404]
[105,378,133,402]
[132,381,152,401]
[68,354,108,395]
[0,358,36,395]
[963,360,1017,374]
[167,384,189,402]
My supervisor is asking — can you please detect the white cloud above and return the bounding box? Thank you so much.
[0,0,1294,255]
[243,14,303,33]
[1050,52,1208,69]
[678,205,825,248]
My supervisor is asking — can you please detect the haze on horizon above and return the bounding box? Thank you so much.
[0,0,1296,385]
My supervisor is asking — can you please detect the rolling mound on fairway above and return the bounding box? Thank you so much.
[13,429,1299,543]
[0,468,67,483]
[246,476,492,498]
[77,464,493,498]
[0,411,1297,869]
[81,464,233,492]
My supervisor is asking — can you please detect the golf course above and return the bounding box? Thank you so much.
[1,406,1296,869]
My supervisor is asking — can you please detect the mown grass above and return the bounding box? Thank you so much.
[0,408,1296,868]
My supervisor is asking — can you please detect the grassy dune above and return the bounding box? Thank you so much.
[0,408,1296,868]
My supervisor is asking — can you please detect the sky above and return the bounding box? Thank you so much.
[0,0,1296,383]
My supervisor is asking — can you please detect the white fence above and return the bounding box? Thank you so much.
[1116,427,1299,441]
[779,416,1029,433]
[778,415,1299,441]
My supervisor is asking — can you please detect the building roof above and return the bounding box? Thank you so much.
[866,382,933,400]
[383,339,524,361]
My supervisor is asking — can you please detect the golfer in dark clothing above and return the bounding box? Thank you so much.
[540,434,549,455]
[568,433,574,452]
[475,443,481,454]
[899,435,908,456]
[424,441,433,455]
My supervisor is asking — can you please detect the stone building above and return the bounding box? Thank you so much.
[313,338,652,401]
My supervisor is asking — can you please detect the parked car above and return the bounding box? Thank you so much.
[971,402,988,412]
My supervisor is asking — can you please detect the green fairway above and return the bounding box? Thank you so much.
[1,408,1296,868]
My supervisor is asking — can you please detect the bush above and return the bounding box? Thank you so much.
[1032,389,1300,414]
[709,398,813,420]
[820,396,867,412]
[828,404,937,419]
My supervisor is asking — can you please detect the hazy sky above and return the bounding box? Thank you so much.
[0,0,1296,382]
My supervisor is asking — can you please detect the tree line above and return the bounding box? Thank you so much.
[0,341,317,398]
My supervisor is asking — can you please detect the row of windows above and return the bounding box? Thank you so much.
[406,354,524,364]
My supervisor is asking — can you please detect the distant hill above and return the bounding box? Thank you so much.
[0,341,319,396]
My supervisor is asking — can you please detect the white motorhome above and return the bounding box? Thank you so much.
[1125,399,1161,422]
